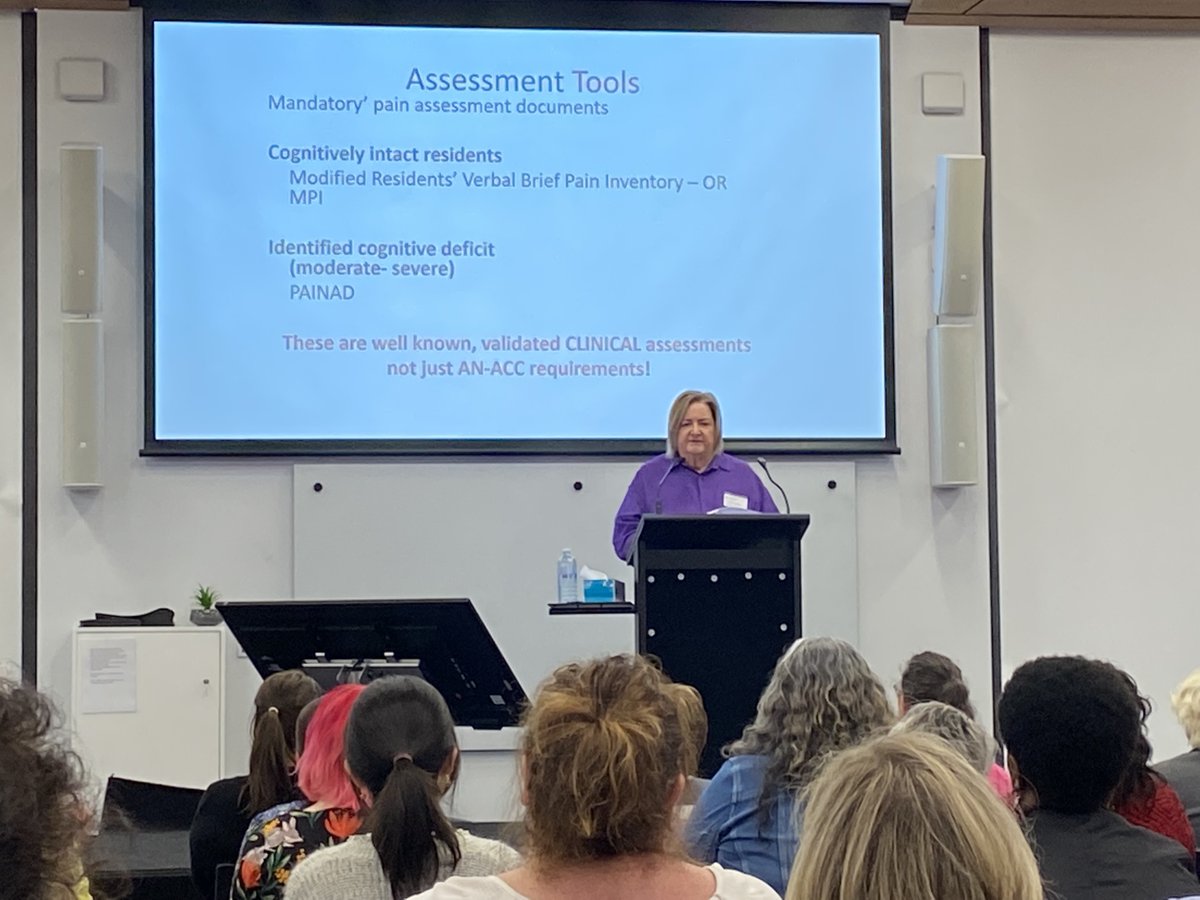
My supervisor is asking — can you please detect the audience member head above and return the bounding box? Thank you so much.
[998,656,1139,814]
[244,670,323,813]
[891,701,992,775]
[1171,667,1200,750]
[727,637,892,796]
[666,681,707,778]
[788,732,1043,900]
[0,679,109,900]
[1110,668,1160,809]
[343,676,461,897]
[899,651,977,719]
[295,683,365,808]
[520,654,693,866]
[294,695,322,757]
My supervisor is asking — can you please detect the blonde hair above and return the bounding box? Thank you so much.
[789,732,1043,900]
[520,655,692,865]
[1172,668,1200,749]
[665,390,723,457]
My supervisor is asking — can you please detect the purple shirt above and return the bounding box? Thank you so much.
[612,452,778,560]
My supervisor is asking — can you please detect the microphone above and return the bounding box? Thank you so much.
[756,457,790,514]
[654,459,682,514]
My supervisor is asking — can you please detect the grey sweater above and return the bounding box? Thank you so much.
[284,831,522,900]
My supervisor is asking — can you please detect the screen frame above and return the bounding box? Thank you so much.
[141,0,897,458]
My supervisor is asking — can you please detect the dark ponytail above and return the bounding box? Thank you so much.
[368,756,460,898]
[900,651,977,720]
[245,707,292,812]
[241,670,323,813]
[344,677,462,899]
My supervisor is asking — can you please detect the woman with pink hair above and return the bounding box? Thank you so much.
[233,683,365,900]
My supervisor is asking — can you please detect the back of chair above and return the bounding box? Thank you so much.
[103,776,204,832]
[213,862,235,900]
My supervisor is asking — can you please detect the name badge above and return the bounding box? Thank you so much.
[723,492,749,510]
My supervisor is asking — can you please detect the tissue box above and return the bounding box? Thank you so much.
[582,578,626,603]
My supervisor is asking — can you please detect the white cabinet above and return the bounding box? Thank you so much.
[449,726,522,823]
[72,627,224,789]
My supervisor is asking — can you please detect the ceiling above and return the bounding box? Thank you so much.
[905,0,1200,30]
[3,0,1200,32]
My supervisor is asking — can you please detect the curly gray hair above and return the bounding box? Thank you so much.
[891,701,994,775]
[726,637,893,808]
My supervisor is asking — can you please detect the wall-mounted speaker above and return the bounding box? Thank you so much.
[933,154,985,319]
[928,324,978,488]
[63,318,103,489]
[60,144,102,316]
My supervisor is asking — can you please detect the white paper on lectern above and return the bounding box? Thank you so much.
[78,637,138,714]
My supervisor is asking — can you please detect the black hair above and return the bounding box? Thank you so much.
[998,656,1139,814]
[901,651,976,720]
[343,677,461,898]
[1111,669,1158,809]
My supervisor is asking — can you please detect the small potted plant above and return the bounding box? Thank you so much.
[189,584,222,626]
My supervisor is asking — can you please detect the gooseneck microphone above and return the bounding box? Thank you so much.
[654,459,683,514]
[756,457,791,514]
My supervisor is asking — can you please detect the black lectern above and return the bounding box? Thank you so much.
[218,598,526,729]
[632,514,810,776]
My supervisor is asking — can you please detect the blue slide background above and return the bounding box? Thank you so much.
[153,21,885,441]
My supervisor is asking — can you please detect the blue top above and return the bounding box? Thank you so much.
[612,452,778,560]
[685,754,803,896]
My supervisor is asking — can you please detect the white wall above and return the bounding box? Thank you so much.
[36,11,289,766]
[991,33,1200,759]
[858,22,991,715]
[0,13,24,677]
[32,11,995,777]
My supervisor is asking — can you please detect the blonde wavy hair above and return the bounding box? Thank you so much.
[1172,667,1200,749]
[520,655,695,865]
[789,732,1043,900]
[726,637,892,810]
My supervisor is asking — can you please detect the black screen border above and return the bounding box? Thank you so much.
[141,0,897,458]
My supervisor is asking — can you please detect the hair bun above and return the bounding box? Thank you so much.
[945,680,970,703]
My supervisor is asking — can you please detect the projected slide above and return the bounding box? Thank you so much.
[151,21,885,443]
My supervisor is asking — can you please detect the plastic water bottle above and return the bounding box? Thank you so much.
[556,549,578,604]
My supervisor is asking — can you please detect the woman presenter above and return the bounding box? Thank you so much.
[612,390,777,561]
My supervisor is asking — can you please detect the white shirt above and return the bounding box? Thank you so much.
[408,862,780,900]
[285,831,521,900]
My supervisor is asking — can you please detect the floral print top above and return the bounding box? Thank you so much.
[233,806,362,900]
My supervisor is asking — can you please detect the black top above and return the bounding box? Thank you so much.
[1028,808,1200,900]
[1157,749,1200,851]
[189,775,251,900]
